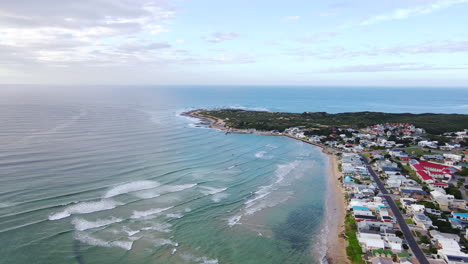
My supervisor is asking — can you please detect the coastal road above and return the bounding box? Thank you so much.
[361,156,430,264]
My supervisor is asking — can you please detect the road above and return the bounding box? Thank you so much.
[361,156,430,264]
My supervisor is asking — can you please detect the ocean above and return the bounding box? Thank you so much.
[0,86,467,264]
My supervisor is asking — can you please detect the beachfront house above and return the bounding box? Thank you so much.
[412,213,433,230]
[433,236,468,264]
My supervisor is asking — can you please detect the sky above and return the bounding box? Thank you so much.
[0,0,467,86]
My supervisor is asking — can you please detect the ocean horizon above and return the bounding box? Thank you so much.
[1,86,467,264]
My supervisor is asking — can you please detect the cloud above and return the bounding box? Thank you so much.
[282,16,301,21]
[286,40,468,59]
[360,0,468,25]
[205,32,240,43]
[0,0,175,67]
[320,63,468,73]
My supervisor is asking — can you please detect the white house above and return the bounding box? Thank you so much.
[412,214,433,230]
[409,204,426,215]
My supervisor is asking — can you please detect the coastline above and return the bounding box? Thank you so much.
[324,153,350,264]
[184,109,350,264]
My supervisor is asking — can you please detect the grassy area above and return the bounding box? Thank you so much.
[403,164,422,184]
[405,147,433,156]
[405,218,414,225]
[345,214,365,264]
[199,109,468,134]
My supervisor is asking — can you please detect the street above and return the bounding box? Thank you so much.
[361,156,430,264]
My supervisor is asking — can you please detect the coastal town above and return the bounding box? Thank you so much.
[187,110,468,264]
[282,124,468,264]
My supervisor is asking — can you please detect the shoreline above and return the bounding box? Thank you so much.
[324,153,350,264]
[184,110,349,264]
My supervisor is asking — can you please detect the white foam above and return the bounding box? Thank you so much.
[48,199,123,220]
[255,151,267,158]
[199,186,227,195]
[141,222,172,233]
[227,215,242,227]
[180,254,219,264]
[231,161,301,222]
[74,232,133,250]
[72,217,123,231]
[159,183,197,194]
[166,213,183,219]
[153,238,178,247]
[132,190,161,199]
[212,193,229,202]
[104,181,160,198]
[131,206,174,219]
[200,186,228,202]
[0,202,15,208]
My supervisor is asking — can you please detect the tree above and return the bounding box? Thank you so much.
[395,230,404,238]
[402,244,409,250]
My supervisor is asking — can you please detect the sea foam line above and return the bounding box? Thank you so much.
[74,232,133,250]
[48,199,123,220]
[72,217,124,231]
[104,180,160,198]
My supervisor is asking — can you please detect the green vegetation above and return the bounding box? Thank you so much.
[405,147,433,156]
[403,164,422,184]
[397,252,411,258]
[395,230,404,238]
[457,168,468,177]
[419,235,431,244]
[345,214,365,264]
[405,218,414,225]
[198,109,468,134]
[416,201,440,210]
[446,185,463,199]
[428,214,460,234]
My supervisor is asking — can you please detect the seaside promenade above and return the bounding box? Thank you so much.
[361,155,430,264]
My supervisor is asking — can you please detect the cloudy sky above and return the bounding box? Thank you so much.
[1,0,467,86]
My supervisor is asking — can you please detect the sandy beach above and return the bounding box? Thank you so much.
[184,110,350,264]
[325,154,350,264]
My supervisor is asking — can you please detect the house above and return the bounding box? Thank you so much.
[434,237,468,264]
[370,257,394,264]
[451,200,467,210]
[452,212,468,221]
[418,140,438,149]
[431,191,451,211]
[410,159,457,183]
[382,167,402,176]
[357,232,385,251]
[448,218,468,230]
[426,208,442,217]
[412,213,433,230]
[430,230,460,242]
[400,188,429,200]
[421,154,444,161]
[408,204,425,215]
[431,182,449,192]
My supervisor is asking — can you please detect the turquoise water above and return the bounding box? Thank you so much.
[0,86,466,264]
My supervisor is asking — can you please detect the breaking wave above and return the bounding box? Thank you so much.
[141,222,172,233]
[104,181,160,198]
[131,207,174,219]
[228,160,301,226]
[48,199,123,220]
[74,232,133,250]
[72,217,124,231]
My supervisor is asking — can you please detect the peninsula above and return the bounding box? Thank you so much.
[185,109,468,264]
